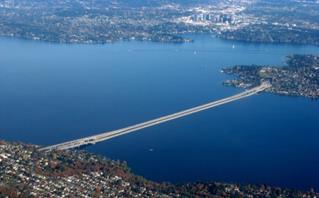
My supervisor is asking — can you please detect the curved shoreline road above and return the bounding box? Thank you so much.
[39,82,271,151]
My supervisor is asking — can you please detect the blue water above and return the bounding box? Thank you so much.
[1,36,319,190]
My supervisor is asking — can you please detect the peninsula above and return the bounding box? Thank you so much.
[222,54,319,99]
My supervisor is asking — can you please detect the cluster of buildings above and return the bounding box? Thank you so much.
[0,141,172,197]
[190,13,235,25]
[175,4,258,32]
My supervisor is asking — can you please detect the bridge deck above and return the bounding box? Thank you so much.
[39,82,271,151]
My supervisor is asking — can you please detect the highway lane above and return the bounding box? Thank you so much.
[39,82,271,151]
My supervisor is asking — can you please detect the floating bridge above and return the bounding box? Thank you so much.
[39,82,271,151]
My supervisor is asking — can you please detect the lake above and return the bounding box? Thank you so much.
[1,36,319,190]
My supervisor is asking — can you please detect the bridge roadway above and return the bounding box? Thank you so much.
[39,82,271,151]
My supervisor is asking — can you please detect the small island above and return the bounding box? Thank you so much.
[222,54,319,99]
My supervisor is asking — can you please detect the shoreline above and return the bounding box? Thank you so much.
[0,139,317,197]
